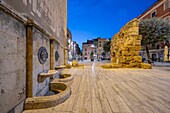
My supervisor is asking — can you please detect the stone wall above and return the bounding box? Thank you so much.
[32,27,65,97]
[102,19,151,69]
[0,0,67,112]
[0,10,26,113]
[32,28,50,96]
[110,19,143,68]
[54,43,60,67]
[1,0,67,45]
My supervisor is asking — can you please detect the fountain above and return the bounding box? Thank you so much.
[38,70,58,82]
[24,82,71,110]
[52,74,74,85]
[24,46,72,110]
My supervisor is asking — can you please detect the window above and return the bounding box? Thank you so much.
[151,11,156,18]
[84,52,87,55]
[99,44,102,47]
[164,0,169,10]
[84,48,87,51]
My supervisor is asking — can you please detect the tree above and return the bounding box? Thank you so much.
[93,40,98,47]
[76,44,81,55]
[90,51,94,61]
[101,52,106,59]
[139,18,170,63]
[103,40,111,53]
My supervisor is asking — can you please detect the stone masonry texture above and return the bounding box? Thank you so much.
[0,0,67,112]
[0,10,26,113]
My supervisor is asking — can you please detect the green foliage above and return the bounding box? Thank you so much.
[101,52,106,57]
[90,51,94,59]
[93,40,98,46]
[76,44,81,55]
[103,40,111,53]
[139,18,170,46]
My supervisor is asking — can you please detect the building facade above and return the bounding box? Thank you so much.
[67,28,73,61]
[137,0,170,62]
[67,30,81,61]
[82,38,107,60]
[97,38,107,59]
[82,40,95,60]
[138,0,170,21]
[0,0,67,113]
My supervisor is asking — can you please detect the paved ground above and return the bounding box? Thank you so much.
[153,62,170,67]
[23,62,170,113]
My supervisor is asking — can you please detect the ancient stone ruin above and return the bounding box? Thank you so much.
[102,18,151,69]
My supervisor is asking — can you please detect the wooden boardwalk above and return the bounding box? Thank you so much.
[23,62,170,113]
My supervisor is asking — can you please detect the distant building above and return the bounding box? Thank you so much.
[82,38,107,60]
[82,40,95,60]
[72,41,77,59]
[67,28,73,61]
[67,29,81,61]
[138,0,170,21]
[137,0,170,62]
[72,41,81,60]
[97,38,106,59]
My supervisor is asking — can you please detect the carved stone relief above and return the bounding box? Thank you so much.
[38,46,48,64]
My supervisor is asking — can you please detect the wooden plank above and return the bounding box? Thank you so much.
[23,62,170,113]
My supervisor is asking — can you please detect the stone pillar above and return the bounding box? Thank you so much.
[26,19,34,98]
[64,49,66,65]
[50,37,54,69]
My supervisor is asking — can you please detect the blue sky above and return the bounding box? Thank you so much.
[68,0,157,49]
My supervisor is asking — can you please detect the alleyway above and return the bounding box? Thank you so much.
[24,62,170,113]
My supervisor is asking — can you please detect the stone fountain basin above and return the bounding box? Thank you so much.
[38,70,58,82]
[24,82,71,110]
[55,65,66,70]
[51,74,74,85]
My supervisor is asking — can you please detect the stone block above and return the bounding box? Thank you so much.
[111,57,116,63]
[111,63,122,68]
[131,51,139,56]
[101,63,112,69]
[133,56,142,63]
[129,62,141,67]
[66,64,72,68]
[134,40,141,46]
[123,64,133,68]
[72,60,78,67]
[140,63,152,69]
[135,46,142,51]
